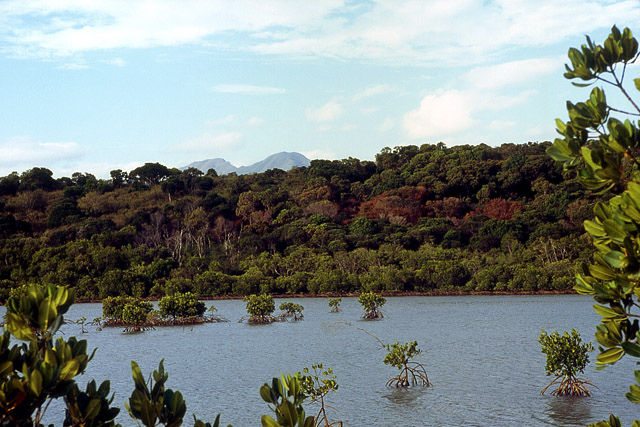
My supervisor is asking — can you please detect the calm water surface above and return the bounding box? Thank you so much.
[40,295,639,426]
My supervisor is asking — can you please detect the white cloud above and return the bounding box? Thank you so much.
[302,149,336,160]
[102,57,126,67]
[57,61,89,70]
[464,58,560,90]
[353,84,393,101]
[0,136,85,166]
[403,90,475,139]
[3,0,638,65]
[211,84,286,95]
[178,132,243,152]
[306,100,344,123]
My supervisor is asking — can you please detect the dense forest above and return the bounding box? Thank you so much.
[0,142,596,301]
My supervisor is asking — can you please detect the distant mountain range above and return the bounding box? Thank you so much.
[182,151,310,175]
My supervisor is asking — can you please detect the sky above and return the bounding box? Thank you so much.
[1,1,640,178]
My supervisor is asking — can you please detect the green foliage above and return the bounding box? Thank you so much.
[159,291,206,318]
[126,359,187,427]
[384,341,421,370]
[538,329,593,378]
[0,284,120,425]
[260,374,314,427]
[547,25,640,420]
[102,295,153,324]
[64,379,121,426]
[244,294,276,323]
[357,291,386,319]
[299,364,342,427]
[279,302,304,321]
[328,297,341,312]
[383,341,431,388]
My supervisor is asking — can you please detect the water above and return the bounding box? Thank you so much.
[38,295,639,426]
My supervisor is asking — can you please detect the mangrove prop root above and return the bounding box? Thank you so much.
[386,362,432,388]
[540,375,597,397]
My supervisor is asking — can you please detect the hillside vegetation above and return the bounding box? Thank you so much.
[0,142,595,300]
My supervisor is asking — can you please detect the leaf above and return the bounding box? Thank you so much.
[261,415,280,427]
[622,341,640,358]
[593,304,623,319]
[60,359,81,381]
[603,251,626,269]
[29,369,43,397]
[597,347,625,364]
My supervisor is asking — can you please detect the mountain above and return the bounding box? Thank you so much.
[182,152,310,175]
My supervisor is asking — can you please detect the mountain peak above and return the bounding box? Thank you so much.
[182,152,310,175]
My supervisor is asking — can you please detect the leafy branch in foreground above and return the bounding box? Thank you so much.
[538,329,595,396]
[547,24,640,425]
[260,374,314,427]
[300,364,343,427]
[384,341,431,387]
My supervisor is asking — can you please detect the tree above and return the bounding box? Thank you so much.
[546,25,640,424]
[279,302,304,321]
[538,329,594,396]
[159,291,206,319]
[357,291,386,319]
[130,163,173,187]
[384,341,431,388]
[243,294,277,323]
[328,298,341,313]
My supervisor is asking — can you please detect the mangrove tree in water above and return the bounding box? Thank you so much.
[358,291,386,319]
[538,329,595,396]
[384,341,431,388]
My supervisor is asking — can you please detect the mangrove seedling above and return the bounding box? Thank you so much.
[328,298,341,313]
[243,294,278,323]
[279,302,304,321]
[384,341,431,387]
[300,364,343,427]
[538,329,595,396]
[358,291,386,319]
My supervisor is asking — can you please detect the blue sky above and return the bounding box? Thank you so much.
[1,0,640,178]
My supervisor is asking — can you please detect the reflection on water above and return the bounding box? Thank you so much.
[381,386,429,407]
[542,395,593,426]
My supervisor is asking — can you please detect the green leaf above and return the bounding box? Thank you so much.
[29,369,43,397]
[261,415,280,427]
[60,359,81,381]
[597,347,625,364]
[622,341,640,358]
[593,304,623,319]
[603,251,626,269]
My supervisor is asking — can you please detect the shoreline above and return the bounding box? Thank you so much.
[74,289,576,304]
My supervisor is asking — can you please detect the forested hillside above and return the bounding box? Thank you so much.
[0,142,595,300]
